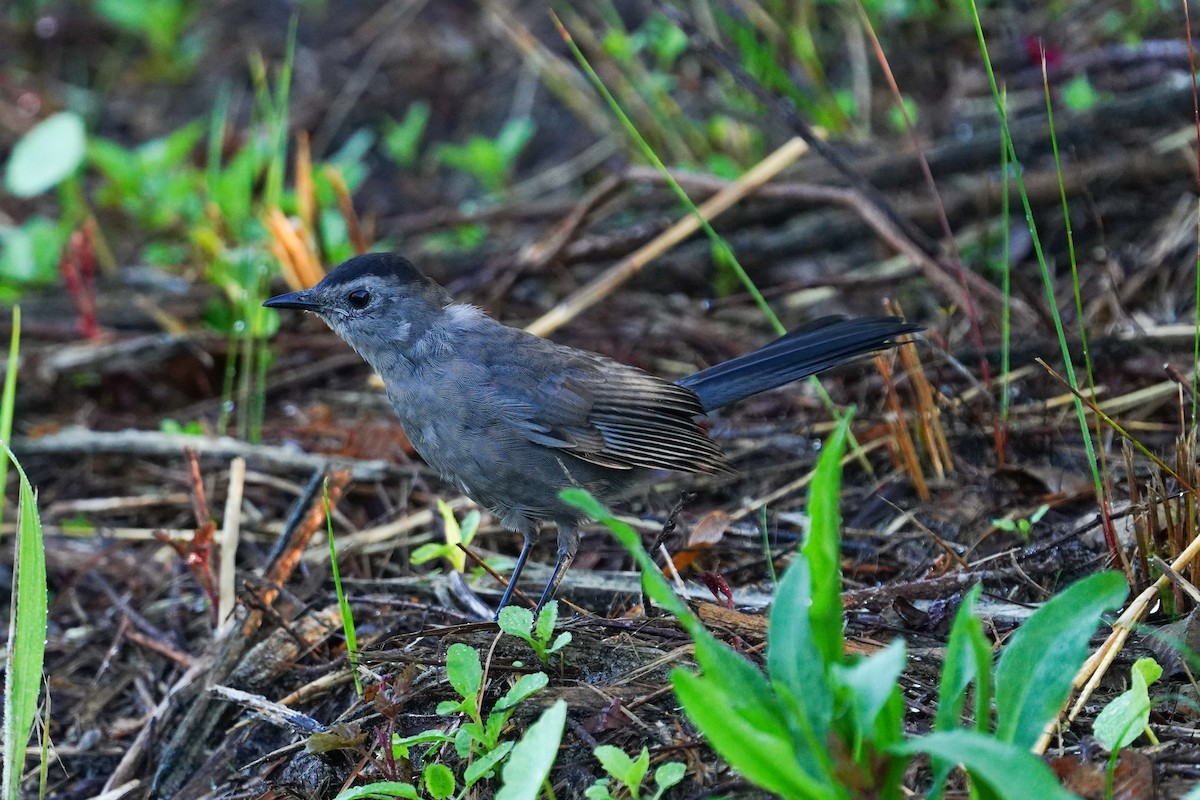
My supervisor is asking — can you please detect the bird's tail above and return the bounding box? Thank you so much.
[676,316,921,412]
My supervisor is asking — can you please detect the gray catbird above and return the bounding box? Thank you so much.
[264,252,919,615]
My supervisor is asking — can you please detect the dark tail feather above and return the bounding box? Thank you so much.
[676,316,921,412]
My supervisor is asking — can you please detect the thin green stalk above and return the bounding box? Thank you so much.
[206,82,231,196]
[325,479,361,696]
[0,307,20,528]
[998,91,1012,427]
[1182,0,1200,428]
[968,2,1107,524]
[264,15,298,209]
[759,506,777,586]
[217,327,238,436]
[1042,59,1099,425]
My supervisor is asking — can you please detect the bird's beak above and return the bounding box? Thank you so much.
[263,290,320,311]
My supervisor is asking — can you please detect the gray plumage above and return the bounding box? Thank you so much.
[264,252,920,615]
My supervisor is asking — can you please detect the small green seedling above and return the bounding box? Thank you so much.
[992,503,1050,541]
[437,642,548,788]
[436,117,535,194]
[411,499,480,574]
[585,745,686,800]
[497,601,572,665]
[1093,657,1162,750]
[381,101,431,169]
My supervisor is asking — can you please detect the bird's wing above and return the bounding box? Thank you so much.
[486,336,732,475]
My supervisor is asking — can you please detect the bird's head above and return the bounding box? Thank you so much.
[263,252,452,359]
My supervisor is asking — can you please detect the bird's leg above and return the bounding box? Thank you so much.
[494,531,535,620]
[534,524,580,615]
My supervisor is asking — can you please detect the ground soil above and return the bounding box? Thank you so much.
[3,2,1200,798]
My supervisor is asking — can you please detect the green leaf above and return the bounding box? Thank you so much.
[5,112,86,197]
[332,781,420,800]
[381,101,431,168]
[495,118,536,162]
[1062,74,1099,112]
[535,599,559,644]
[547,631,572,654]
[435,699,465,716]
[626,748,650,797]
[495,699,567,800]
[423,763,455,799]
[672,669,837,798]
[410,542,448,565]
[654,761,686,791]
[891,730,1074,799]
[929,583,993,793]
[495,671,549,711]
[2,449,47,800]
[463,740,514,787]
[0,217,66,285]
[445,643,482,703]
[834,639,907,737]
[436,499,467,573]
[767,555,833,762]
[498,606,535,641]
[935,583,987,732]
[994,571,1128,748]
[594,745,637,786]
[1093,657,1162,750]
[585,779,617,800]
[802,415,851,665]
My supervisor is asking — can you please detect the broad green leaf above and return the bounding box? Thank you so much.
[2,450,47,800]
[834,639,907,737]
[5,112,86,197]
[463,740,513,787]
[626,748,650,796]
[654,761,686,791]
[672,669,837,799]
[381,101,431,168]
[935,583,986,732]
[930,584,993,793]
[802,415,851,665]
[535,599,559,644]
[495,699,567,800]
[410,543,447,564]
[766,556,833,771]
[498,606,534,640]
[594,745,637,785]
[332,781,420,800]
[423,763,455,799]
[1093,657,1162,750]
[891,730,1074,799]
[495,671,548,711]
[445,642,482,702]
[994,571,1128,748]
[0,218,64,285]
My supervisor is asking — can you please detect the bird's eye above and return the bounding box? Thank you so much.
[347,289,371,309]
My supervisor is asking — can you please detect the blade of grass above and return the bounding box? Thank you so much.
[1184,0,1200,429]
[324,478,361,696]
[0,307,20,528]
[1,444,46,800]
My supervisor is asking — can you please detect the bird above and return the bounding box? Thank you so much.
[263,252,919,616]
